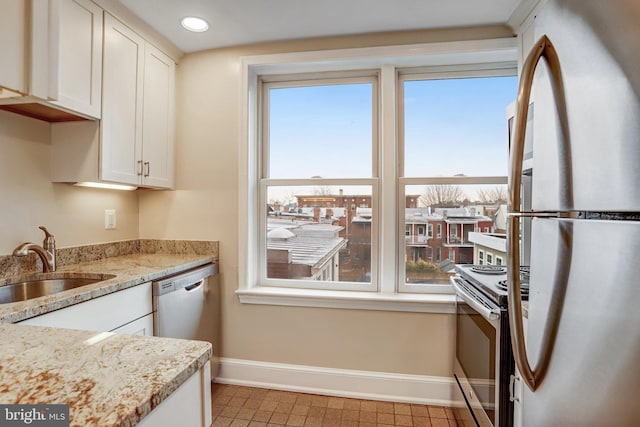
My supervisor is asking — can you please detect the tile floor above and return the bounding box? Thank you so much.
[212,383,459,427]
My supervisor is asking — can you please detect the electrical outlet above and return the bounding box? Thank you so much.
[105,209,117,229]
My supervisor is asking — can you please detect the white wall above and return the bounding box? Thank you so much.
[139,26,513,377]
[0,111,139,254]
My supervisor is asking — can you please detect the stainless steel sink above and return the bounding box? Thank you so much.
[0,273,116,304]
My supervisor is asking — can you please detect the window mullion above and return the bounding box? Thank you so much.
[379,64,397,295]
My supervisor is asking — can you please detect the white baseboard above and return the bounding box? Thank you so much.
[215,357,459,407]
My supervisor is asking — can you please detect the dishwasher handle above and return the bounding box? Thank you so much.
[152,263,218,296]
[184,279,204,292]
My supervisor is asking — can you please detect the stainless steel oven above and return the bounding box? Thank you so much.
[450,265,526,427]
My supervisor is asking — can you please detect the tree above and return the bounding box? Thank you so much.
[477,186,507,204]
[420,184,465,208]
[312,185,334,196]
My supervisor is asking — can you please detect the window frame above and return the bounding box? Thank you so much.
[259,75,379,292]
[238,38,517,313]
[396,67,513,293]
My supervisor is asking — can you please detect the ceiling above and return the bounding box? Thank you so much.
[118,0,526,53]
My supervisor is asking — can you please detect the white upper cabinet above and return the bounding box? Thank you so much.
[51,0,103,118]
[0,0,103,121]
[52,12,176,189]
[0,0,28,96]
[141,44,176,188]
[101,12,176,188]
[101,13,145,185]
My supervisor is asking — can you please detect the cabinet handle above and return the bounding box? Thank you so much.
[137,160,143,176]
[144,162,150,177]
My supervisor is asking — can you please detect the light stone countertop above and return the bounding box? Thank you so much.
[0,252,217,426]
[0,322,211,427]
[0,253,215,324]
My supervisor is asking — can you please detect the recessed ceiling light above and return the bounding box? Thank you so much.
[181,16,209,32]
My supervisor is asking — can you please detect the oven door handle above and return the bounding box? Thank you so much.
[450,277,500,321]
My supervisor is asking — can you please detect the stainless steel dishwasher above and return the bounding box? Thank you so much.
[152,263,220,379]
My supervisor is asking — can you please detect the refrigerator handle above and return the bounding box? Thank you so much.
[507,34,563,392]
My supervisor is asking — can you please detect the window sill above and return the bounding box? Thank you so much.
[236,287,456,314]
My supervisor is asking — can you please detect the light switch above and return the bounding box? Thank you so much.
[105,209,116,229]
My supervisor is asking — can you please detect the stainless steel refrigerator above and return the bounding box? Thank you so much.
[507,0,640,426]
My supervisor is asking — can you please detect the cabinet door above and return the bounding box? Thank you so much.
[111,313,154,336]
[137,362,212,427]
[0,0,27,95]
[18,283,152,332]
[141,44,175,188]
[51,0,103,118]
[101,13,144,185]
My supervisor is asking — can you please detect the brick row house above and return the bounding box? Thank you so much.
[405,208,493,265]
[269,193,496,281]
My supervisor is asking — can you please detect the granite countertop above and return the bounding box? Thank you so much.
[0,253,215,324]
[0,323,211,427]
[0,251,217,426]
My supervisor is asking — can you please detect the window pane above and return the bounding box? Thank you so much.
[266,185,372,284]
[403,76,517,177]
[268,83,373,179]
[403,184,507,284]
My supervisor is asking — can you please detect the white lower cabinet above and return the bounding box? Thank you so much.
[111,313,154,336]
[18,283,152,334]
[138,361,213,427]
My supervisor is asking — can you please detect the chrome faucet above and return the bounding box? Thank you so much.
[13,226,56,272]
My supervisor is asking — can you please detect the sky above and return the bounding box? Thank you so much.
[266,75,518,202]
[269,83,372,179]
[403,76,518,177]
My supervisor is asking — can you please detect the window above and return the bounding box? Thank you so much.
[398,71,516,293]
[261,77,377,291]
[479,250,485,265]
[239,39,518,311]
[496,256,503,266]
[487,253,494,265]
